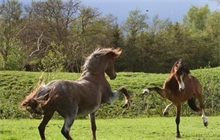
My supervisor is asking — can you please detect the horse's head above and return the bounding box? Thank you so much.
[171,59,190,91]
[83,48,122,80]
[104,48,122,79]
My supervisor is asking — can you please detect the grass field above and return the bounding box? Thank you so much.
[1,67,220,119]
[1,116,220,140]
[0,68,220,140]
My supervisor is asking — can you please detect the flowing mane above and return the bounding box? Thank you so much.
[82,48,122,73]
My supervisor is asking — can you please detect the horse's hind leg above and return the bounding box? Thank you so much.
[197,95,208,126]
[201,109,208,126]
[89,112,97,140]
[61,116,75,140]
[38,111,54,140]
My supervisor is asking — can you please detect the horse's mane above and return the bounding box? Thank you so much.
[91,48,122,57]
[170,59,190,75]
[82,48,121,74]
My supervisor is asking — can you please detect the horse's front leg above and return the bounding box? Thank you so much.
[118,88,132,108]
[109,88,132,108]
[89,112,96,140]
[142,87,167,98]
[61,116,75,140]
[163,103,173,116]
[175,104,181,138]
[143,87,173,115]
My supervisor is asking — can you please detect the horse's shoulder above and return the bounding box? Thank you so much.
[163,76,178,90]
[188,74,194,78]
[187,74,198,82]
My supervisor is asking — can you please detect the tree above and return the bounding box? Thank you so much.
[148,14,171,35]
[67,6,101,72]
[122,9,148,35]
[69,8,124,72]
[183,5,210,32]
[204,10,220,66]
[20,0,81,71]
[0,0,24,69]
[182,5,217,68]
[122,9,148,71]
[139,16,172,72]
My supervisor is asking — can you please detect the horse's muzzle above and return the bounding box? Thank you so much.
[179,88,184,92]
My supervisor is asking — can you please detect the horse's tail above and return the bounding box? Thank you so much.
[187,97,200,112]
[20,83,52,115]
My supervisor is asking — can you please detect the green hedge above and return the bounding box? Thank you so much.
[0,67,220,119]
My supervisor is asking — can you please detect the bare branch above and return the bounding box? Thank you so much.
[29,32,43,57]
[12,10,33,43]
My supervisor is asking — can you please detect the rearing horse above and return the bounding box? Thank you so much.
[20,48,131,140]
[143,59,208,138]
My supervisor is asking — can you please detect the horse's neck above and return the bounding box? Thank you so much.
[80,71,112,94]
[80,71,107,84]
[164,75,179,91]
[80,71,116,104]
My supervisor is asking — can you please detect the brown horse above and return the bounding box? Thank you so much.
[142,59,208,138]
[20,48,131,140]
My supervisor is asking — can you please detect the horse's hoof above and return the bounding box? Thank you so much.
[176,133,181,139]
[204,121,208,127]
[122,104,128,108]
[142,89,150,94]
[163,111,168,116]
[122,99,132,108]
[118,87,127,93]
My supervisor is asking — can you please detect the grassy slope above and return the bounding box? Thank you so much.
[0,67,220,118]
[1,117,220,140]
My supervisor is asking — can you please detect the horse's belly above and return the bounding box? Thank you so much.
[77,103,100,115]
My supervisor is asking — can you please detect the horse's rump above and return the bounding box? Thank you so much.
[20,85,52,114]
[187,97,200,112]
[188,75,202,92]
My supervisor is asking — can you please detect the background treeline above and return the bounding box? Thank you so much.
[0,0,220,73]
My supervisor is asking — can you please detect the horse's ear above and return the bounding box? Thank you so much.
[183,63,190,74]
[106,48,122,58]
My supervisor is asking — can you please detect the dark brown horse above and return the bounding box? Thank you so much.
[142,59,208,138]
[20,48,131,140]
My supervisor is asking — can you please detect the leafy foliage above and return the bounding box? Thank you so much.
[0,1,219,72]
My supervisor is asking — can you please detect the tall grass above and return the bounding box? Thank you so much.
[0,67,220,119]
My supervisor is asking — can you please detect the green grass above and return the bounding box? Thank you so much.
[1,67,220,119]
[1,117,220,140]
